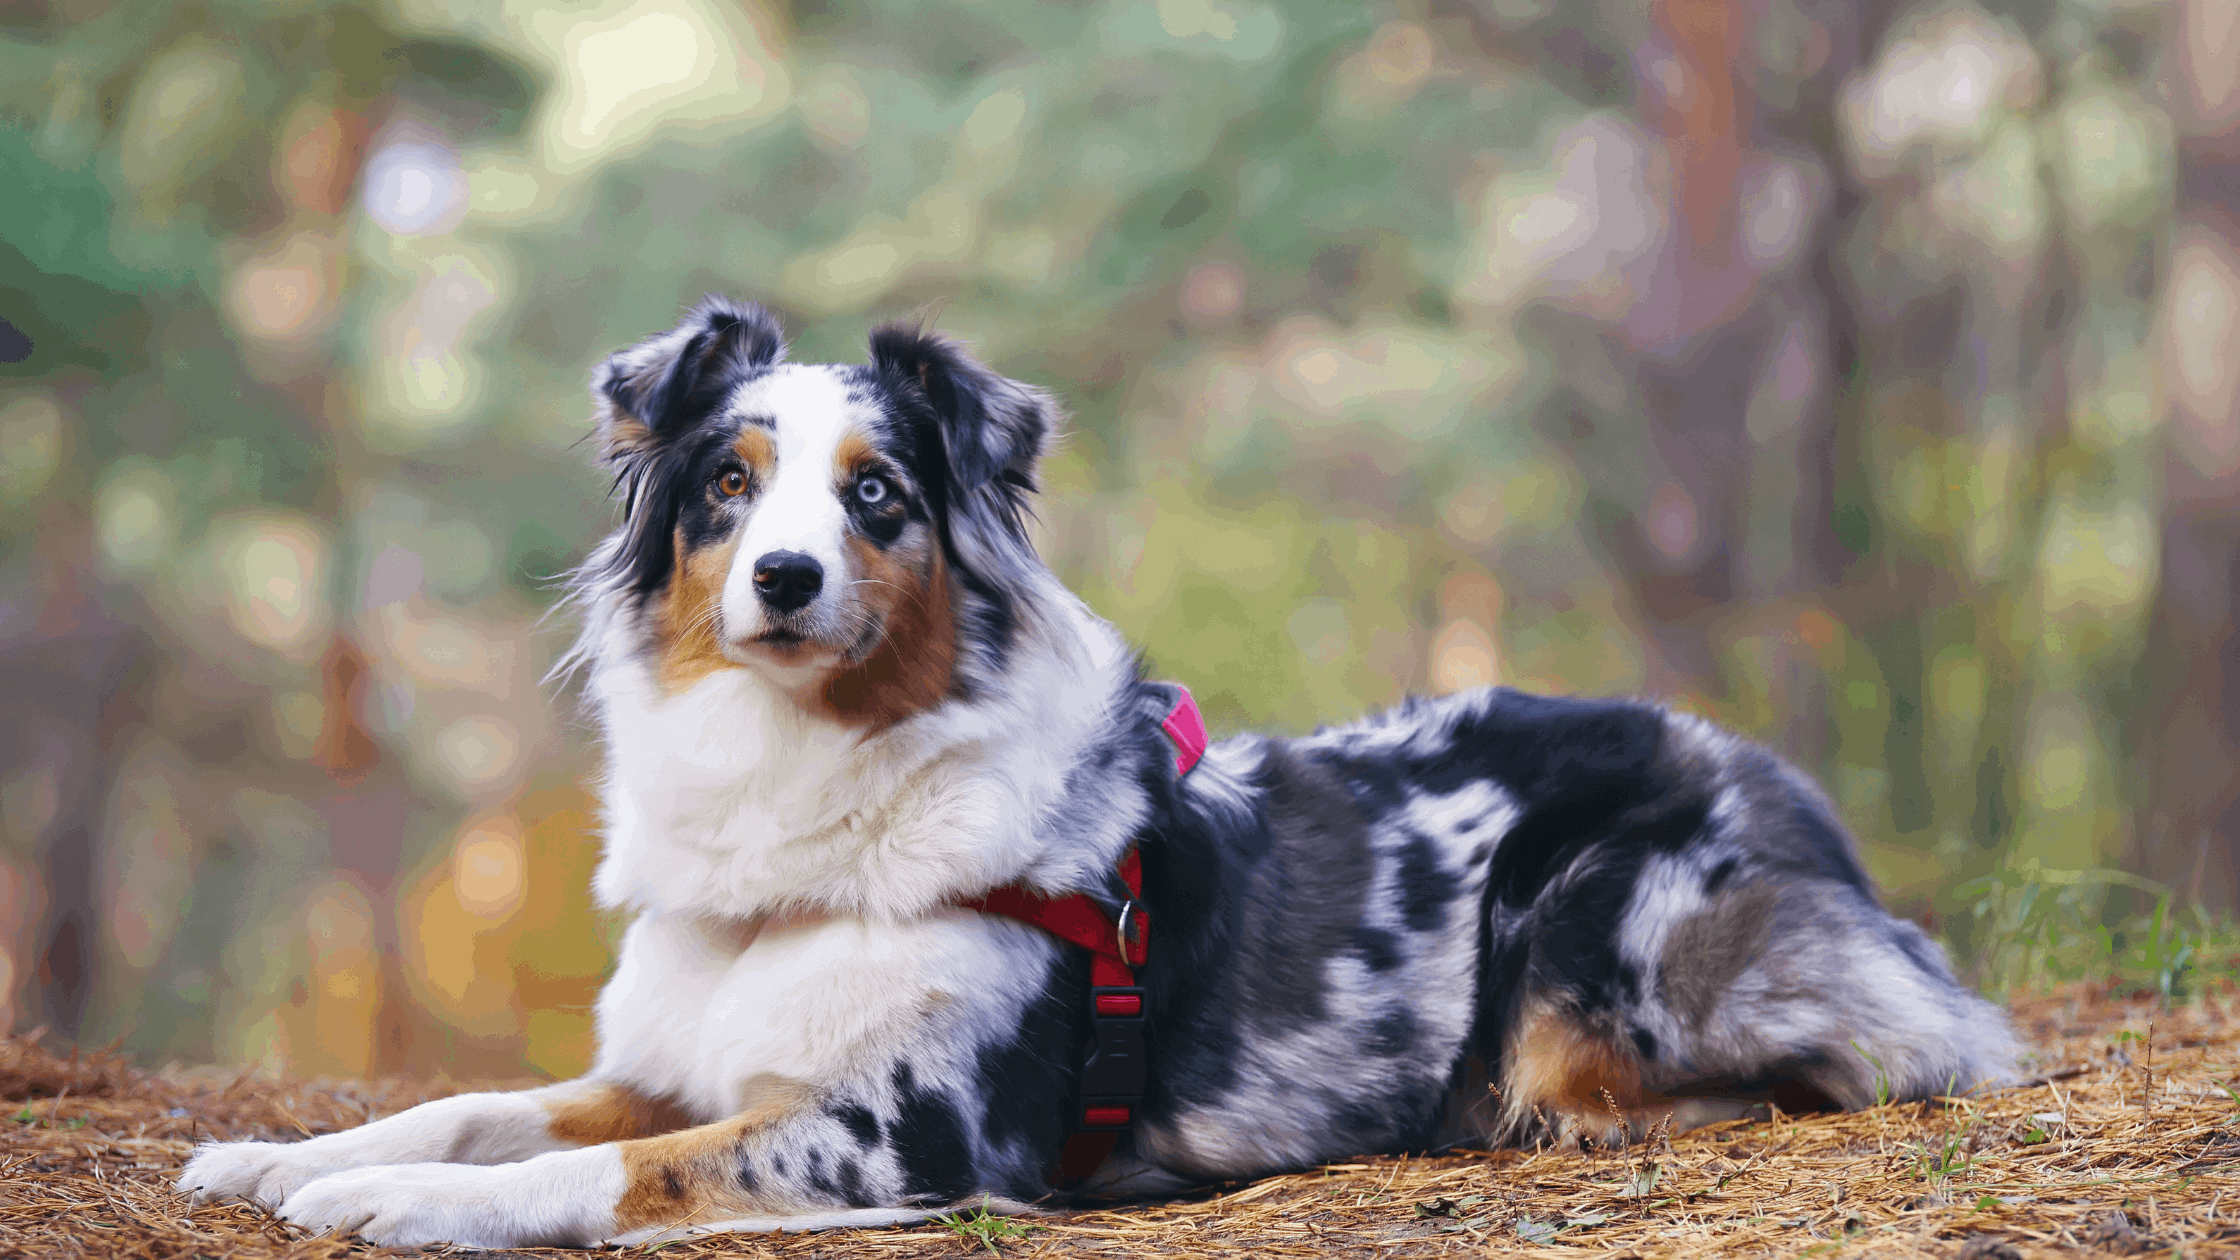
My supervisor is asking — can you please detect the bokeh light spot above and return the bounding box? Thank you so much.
[96,475,173,568]
[454,820,525,919]
[1432,619,1500,693]
[362,139,466,237]
[1182,262,1244,325]
[214,516,330,654]
[1646,481,1700,565]
[435,716,521,795]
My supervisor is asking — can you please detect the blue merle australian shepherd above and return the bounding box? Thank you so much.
[180,299,2015,1247]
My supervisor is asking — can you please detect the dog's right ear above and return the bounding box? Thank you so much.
[591,297,786,466]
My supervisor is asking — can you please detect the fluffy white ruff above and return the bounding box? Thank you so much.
[585,578,1141,924]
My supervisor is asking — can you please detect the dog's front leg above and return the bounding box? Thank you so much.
[275,1071,974,1248]
[177,1078,690,1209]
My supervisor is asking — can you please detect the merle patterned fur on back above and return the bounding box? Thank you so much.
[1127,688,2007,1177]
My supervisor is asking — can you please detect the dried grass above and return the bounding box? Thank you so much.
[5,989,2238,1258]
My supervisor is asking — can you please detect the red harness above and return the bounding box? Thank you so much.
[959,685,1206,1186]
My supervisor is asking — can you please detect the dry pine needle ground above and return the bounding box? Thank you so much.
[5,988,2239,1259]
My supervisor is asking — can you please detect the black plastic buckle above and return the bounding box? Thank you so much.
[1077,985,1146,1128]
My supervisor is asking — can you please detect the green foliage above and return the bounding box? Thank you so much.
[934,1203,1039,1255]
[1954,866,2240,1001]
[1907,1099,1981,1191]
[1851,1041,1895,1109]
[1910,1131,1971,1187]
[10,1105,88,1129]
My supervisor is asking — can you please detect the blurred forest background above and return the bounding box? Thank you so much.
[2,0,2236,1081]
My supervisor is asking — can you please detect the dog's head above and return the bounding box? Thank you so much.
[584,297,1054,724]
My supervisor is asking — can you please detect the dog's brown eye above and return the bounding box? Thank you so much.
[718,470,748,497]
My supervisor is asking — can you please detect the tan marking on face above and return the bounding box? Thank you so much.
[1501,997,1643,1143]
[788,424,958,727]
[832,428,878,479]
[659,527,742,693]
[611,1073,815,1233]
[820,533,956,730]
[543,1081,695,1147]
[733,426,775,481]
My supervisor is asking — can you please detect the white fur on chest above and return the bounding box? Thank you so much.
[591,909,1056,1119]
[586,591,1136,924]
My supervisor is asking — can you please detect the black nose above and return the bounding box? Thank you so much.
[752,551,823,613]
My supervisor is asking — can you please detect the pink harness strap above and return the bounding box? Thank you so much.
[1160,686,1208,775]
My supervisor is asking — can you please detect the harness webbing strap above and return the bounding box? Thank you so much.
[965,849,1147,983]
[959,684,1204,1190]
[1160,693,1208,776]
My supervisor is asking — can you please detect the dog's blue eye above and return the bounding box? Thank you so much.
[855,476,888,505]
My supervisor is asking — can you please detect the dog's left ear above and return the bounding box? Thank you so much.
[596,298,788,465]
[867,325,1055,496]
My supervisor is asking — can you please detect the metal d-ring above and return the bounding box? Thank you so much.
[1114,900,1139,965]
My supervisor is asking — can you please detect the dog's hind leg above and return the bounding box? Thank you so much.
[1485,873,2014,1147]
[1494,993,1651,1147]
[1613,864,2017,1123]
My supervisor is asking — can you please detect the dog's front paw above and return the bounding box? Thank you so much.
[177,1140,347,1209]
[280,1162,609,1249]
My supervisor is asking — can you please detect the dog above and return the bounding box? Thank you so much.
[178,298,2016,1247]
